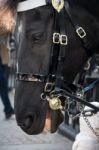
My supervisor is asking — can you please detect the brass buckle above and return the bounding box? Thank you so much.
[60,34,68,45]
[44,82,53,92]
[76,27,86,39]
[53,33,60,44]
[52,0,64,13]
[49,97,63,110]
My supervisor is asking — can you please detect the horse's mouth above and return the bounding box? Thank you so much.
[43,111,51,133]
[17,109,64,135]
[43,109,64,133]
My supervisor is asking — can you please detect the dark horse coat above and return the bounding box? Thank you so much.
[1,0,99,135]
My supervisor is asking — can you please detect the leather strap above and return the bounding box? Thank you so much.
[64,1,94,56]
[55,8,67,89]
[16,73,46,82]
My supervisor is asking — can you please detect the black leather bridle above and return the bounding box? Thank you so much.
[16,0,99,112]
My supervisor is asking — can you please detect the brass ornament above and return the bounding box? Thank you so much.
[49,97,63,110]
[51,0,64,13]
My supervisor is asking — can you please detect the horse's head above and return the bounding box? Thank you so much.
[2,0,99,135]
[15,2,65,134]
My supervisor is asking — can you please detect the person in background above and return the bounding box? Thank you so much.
[0,37,14,119]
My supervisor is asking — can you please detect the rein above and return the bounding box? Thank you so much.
[16,0,99,113]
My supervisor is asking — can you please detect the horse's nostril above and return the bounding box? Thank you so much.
[20,115,34,129]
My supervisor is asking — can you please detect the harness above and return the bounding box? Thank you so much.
[16,0,99,112]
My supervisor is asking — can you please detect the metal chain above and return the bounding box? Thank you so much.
[82,114,99,141]
[72,103,84,120]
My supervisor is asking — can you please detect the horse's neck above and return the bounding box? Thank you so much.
[71,0,99,20]
[72,0,98,8]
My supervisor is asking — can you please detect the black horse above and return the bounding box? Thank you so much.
[1,0,99,135]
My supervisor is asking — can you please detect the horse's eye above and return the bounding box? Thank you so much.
[32,32,43,42]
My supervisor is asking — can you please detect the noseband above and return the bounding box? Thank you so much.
[16,0,99,112]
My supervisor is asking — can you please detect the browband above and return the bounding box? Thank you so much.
[17,0,47,12]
